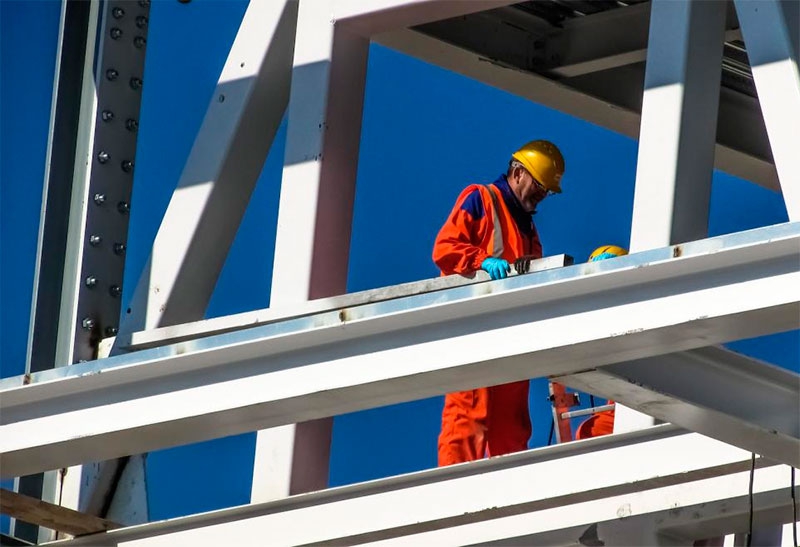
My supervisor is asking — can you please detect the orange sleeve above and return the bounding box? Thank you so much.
[432,187,490,275]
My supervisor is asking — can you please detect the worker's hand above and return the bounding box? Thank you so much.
[481,257,510,280]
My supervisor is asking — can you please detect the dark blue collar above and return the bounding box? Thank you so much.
[493,174,533,233]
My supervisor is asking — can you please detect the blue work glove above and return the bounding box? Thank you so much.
[481,257,510,280]
[591,252,618,262]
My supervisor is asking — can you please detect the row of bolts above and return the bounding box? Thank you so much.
[81,4,150,336]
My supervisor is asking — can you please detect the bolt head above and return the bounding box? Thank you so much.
[109,285,122,297]
[129,77,143,90]
[101,110,114,122]
[125,118,138,132]
[136,15,148,28]
[85,275,98,287]
[81,317,95,330]
[112,6,125,18]
[114,243,126,255]
[106,69,119,81]
[93,193,106,205]
[121,160,134,173]
[97,151,110,164]
[117,201,130,214]
[105,326,119,336]
[134,36,146,49]
[89,235,102,246]
[110,27,123,40]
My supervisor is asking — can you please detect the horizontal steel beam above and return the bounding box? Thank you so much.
[332,0,515,36]
[375,28,779,190]
[54,427,799,546]
[2,224,799,477]
[1,224,798,477]
[556,345,800,466]
[119,254,571,350]
[538,3,743,78]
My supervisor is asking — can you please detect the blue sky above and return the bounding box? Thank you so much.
[1,0,797,527]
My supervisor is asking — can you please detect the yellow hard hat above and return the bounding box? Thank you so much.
[588,245,628,262]
[511,140,565,194]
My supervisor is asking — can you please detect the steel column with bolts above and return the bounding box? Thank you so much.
[47,0,294,523]
[40,0,298,535]
[65,0,153,528]
[14,0,152,540]
[1,224,799,477]
[619,0,728,433]
[49,428,800,546]
[734,0,800,221]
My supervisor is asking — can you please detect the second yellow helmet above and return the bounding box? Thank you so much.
[588,245,628,262]
[511,140,565,194]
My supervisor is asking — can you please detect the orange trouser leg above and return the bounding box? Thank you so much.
[486,380,531,457]
[438,381,531,466]
[438,387,489,466]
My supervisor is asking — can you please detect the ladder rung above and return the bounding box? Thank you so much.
[560,403,615,420]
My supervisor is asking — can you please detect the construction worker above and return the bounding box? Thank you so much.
[574,244,629,440]
[433,140,565,466]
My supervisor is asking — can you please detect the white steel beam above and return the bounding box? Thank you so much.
[1,224,798,477]
[554,345,800,465]
[734,0,800,221]
[532,3,743,79]
[373,28,779,190]
[118,255,571,351]
[371,468,796,547]
[332,0,515,36]
[541,2,654,78]
[413,9,770,184]
[251,0,369,502]
[51,428,799,546]
[119,0,297,334]
[621,0,727,432]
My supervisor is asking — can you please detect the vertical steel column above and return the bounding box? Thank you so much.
[15,0,151,541]
[734,0,800,221]
[61,0,152,532]
[64,0,151,365]
[14,0,93,540]
[250,0,369,502]
[619,0,727,433]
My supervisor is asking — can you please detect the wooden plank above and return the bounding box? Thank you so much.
[0,489,121,537]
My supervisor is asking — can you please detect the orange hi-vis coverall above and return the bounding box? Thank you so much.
[433,174,542,466]
[575,403,615,439]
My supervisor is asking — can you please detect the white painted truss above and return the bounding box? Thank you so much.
[4,0,800,543]
[52,427,799,546]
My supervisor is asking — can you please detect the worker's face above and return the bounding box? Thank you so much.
[511,166,549,213]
